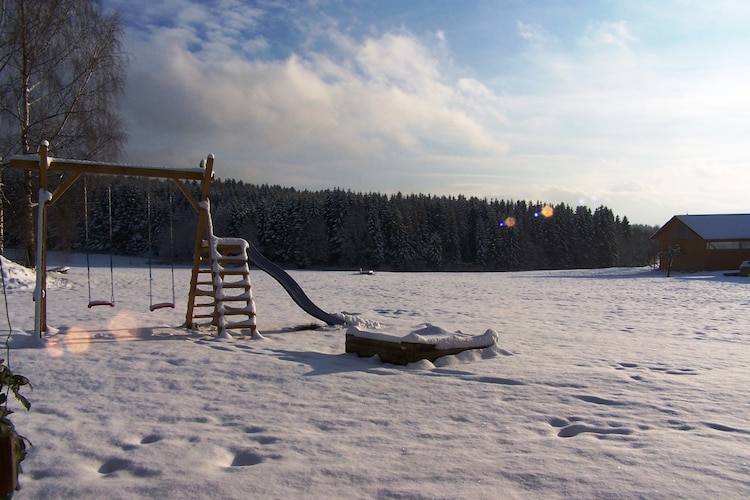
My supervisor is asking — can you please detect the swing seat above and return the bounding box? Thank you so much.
[150,302,175,312]
[88,300,115,308]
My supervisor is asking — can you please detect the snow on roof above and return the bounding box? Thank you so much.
[653,214,750,240]
[675,214,750,240]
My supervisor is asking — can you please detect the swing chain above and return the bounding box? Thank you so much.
[84,178,115,308]
[147,183,176,311]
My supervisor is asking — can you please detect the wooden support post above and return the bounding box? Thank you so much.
[185,154,215,329]
[33,141,50,337]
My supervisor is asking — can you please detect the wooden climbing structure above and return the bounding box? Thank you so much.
[187,201,257,336]
[3,141,256,337]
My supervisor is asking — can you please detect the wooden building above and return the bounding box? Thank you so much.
[651,214,750,272]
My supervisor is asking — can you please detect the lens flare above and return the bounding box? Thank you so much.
[63,326,92,354]
[108,311,147,341]
[45,336,65,358]
[541,205,554,218]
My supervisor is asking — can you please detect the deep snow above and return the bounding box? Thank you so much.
[1,254,749,499]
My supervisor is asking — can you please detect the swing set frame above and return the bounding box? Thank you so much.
[3,141,216,337]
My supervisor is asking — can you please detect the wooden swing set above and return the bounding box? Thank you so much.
[3,141,258,337]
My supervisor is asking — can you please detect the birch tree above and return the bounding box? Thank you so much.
[0,0,128,263]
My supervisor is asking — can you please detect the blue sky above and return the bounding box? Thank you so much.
[102,0,750,225]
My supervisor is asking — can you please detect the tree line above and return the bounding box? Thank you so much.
[1,172,658,271]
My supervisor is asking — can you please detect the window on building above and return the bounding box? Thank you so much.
[706,241,750,250]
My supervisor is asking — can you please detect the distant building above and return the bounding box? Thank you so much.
[651,214,750,272]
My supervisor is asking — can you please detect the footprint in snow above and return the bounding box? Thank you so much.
[574,394,625,406]
[616,362,639,369]
[98,458,160,477]
[665,367,698,375]
[548,416,633,438]
[229,450,264,467]
[548,416,569,428]
[140,434,162,444]
[667,420,695,431]
[252,435,280,445]
[557,423,634,438]
[98,458,133,475]
[703,422,750,434]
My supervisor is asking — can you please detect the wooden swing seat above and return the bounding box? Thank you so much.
[149,302,175,312]
[88,300,115,308]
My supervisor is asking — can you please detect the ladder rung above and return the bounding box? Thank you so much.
[221,311,256,317]
[219,301,253,307]
[219,269,250,277]
[216,261,247,268]
[216,242,246,250]
[222,322,257,330]
[217,292,252,300]
[220,300,255,308]
[216,247,245,254]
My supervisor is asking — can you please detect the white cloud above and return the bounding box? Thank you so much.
[581,20,637,50]
[105,0,750,225]
[354,33,441,89]
[120,24,509,191]
[241,36,269,54]
[516,21,547,48]
[107,0,266,60]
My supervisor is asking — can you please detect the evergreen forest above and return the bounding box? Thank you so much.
[2,170,658,271]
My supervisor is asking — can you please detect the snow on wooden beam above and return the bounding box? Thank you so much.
[4,154,207,181]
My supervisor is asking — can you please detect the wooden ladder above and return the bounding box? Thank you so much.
[186,201,257,336]
[209,236,257,336]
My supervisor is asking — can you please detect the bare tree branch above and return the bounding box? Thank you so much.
[0,0,129,260]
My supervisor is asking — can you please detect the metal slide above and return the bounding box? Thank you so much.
[245,243,345,326]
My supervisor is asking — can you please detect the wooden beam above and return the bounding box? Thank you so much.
[48,172,83,206]
[171,178,202,212]
[4,155,206,181]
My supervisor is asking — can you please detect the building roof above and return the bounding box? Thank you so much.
[652,214,750,240]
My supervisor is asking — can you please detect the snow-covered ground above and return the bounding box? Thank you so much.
[1,253,749,499]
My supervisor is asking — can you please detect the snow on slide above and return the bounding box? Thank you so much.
[245,242,345,326]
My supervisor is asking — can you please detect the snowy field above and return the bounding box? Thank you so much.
[1,253,749,499]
